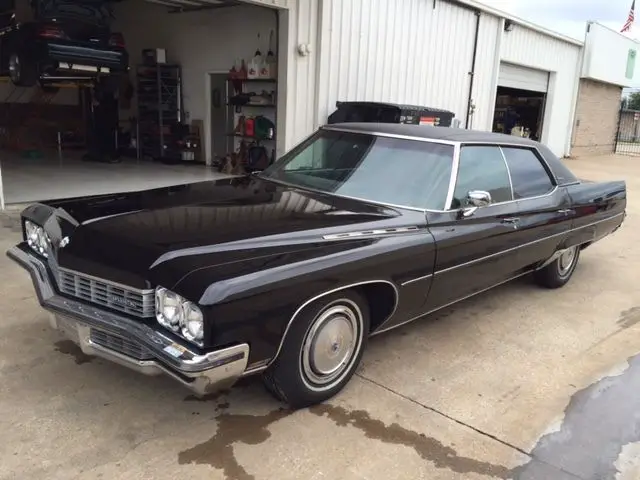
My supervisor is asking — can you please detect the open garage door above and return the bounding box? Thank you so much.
[498,63,549,93]
[494,63,550,142]
[0,0,288,208]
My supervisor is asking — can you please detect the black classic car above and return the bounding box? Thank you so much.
[8,123,626,408]
[0,0,128,87]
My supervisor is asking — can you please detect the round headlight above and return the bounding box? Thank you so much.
[36,228,50,256]
[162,291,183,331]
[156,288,183,332]
[25,221,39,248]
[181,302,204,344]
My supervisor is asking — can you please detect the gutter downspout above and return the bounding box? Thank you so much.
[466,10,481,129]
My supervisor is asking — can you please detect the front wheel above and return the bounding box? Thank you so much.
[534,245,581,289]
[263,290,370,408]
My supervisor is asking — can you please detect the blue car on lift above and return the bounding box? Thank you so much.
[0,0,129,88]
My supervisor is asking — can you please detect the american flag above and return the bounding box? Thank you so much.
[622,0,635,32]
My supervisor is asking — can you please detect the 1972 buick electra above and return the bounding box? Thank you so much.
[8,123,626,408]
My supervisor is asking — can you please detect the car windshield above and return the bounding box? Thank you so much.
[36,0,113,24]
[260,130,454,210]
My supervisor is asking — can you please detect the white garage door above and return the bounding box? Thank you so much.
[498,63,549,93]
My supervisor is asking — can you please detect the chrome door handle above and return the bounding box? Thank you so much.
[557,209,574,216]
[501,217,520,229]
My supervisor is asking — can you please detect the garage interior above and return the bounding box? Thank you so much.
[0,0,282,207]
[492,63,549,142]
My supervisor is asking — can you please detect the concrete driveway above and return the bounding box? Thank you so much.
[1,154,639,480]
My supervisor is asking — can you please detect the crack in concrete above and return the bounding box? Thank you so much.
[355,373,530,456]
[355,373,585,479]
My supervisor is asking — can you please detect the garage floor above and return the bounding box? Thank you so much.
[1,154,639,480]
[0,151,228,205]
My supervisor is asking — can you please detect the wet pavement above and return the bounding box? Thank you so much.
[1,153,640,479]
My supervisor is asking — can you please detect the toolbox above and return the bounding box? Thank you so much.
[328,101,455,127]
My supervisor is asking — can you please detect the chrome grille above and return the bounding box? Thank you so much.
[57,268,155,318]
[89,329,154,361]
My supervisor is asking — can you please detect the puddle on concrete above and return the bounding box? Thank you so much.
[178,407,291,480]
[617,307,640,330]
[310,404,512,479]
[54,340,93,365]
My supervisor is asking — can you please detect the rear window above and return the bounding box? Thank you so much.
[261,130,455,210]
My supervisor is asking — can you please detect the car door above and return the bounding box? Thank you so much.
[423,144,522,312]
[500,146,573,269]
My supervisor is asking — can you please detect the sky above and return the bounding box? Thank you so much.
[479,0,636,41]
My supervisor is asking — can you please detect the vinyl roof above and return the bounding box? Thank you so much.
[323,122,540,147]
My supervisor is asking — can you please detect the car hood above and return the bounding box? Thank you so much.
[31,176,420,291]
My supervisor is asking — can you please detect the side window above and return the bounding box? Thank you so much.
[451,146,513,208]
[501,147,555,199]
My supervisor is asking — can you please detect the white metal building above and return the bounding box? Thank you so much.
[116,0,585,159]
[241,0,583,157]
[0,0,591,208]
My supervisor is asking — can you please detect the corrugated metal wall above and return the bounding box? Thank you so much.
[471,13,502,131]
[500,24,583,156]
[314,0,497,130]
[279,0,320,153]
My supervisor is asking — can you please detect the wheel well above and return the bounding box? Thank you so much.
[356,282,398,332]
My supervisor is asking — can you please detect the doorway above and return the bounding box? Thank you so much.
[493,86,547,142]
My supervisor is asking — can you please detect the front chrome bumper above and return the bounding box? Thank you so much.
[7,245,249,397]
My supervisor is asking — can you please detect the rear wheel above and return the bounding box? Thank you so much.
[9,53,38,87]
[263,290,369,408]
[534,245,580,289]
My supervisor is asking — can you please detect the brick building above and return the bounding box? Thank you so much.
[571,78,624,156]
[571,22,638,157]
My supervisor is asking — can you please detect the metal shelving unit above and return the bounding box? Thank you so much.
[136,63,183,161]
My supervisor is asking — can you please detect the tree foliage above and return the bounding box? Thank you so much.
[626,92,640,110]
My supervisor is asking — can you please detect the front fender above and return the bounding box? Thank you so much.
[182,232,434,367]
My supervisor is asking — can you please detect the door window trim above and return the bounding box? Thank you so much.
[499,145,557,200]
[444,143,560,211]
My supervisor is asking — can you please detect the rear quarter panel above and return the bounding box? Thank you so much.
[566,180,626,246]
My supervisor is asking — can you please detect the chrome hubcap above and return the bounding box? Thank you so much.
[9,56,19,82]
[558,247,577,276]
[301,303,359,388]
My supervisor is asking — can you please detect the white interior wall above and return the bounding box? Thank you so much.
[500,24,583,156]
[112,0,278,162]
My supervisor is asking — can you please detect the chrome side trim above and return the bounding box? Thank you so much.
[322,226,421,241]
[433,212,624,276]
[372,270,532,336]
[266,280,399,369]
[373,211,625,335]
[401,273,434,287]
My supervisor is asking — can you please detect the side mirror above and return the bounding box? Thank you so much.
[467,190,492,207]
[459,190,492,218]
